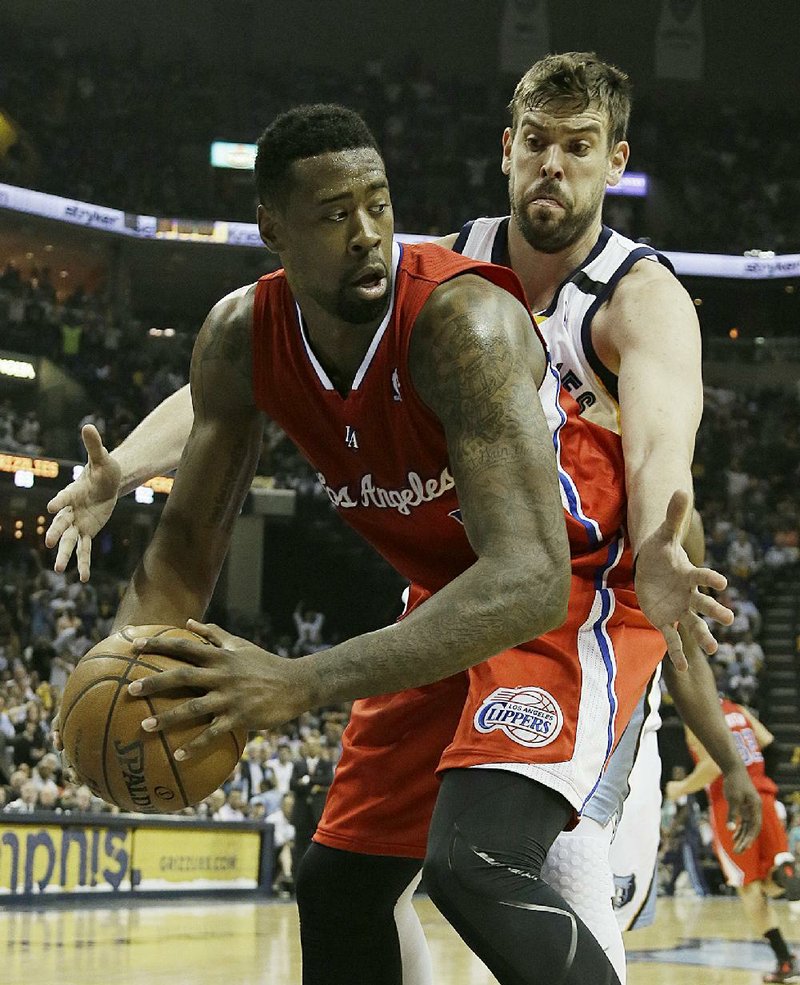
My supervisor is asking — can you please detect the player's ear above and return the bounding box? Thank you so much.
[257,204,284,254]
[606,140,629,188]
[501,127,513,176]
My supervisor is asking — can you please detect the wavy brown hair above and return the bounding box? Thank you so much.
[508,52,632,147]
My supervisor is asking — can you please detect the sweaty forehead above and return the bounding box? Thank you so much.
[290,148,387,202]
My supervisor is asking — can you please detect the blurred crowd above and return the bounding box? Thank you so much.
[694,386,800,705]
[1,35,799,251]
[0,260,191,460]
[0,542,342,895]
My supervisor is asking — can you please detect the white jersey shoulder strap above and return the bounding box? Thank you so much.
[452,216,674,434]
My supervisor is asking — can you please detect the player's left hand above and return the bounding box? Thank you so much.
[665,780,683,802]
[126,620,312,760]
[723,767,762,853]
[634,490,734,672]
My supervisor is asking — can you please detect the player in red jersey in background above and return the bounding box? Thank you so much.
[668,699,800,983]
[50,105,733,985]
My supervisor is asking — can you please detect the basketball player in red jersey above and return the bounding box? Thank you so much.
[667,701,800,982]
[53,105,732,985]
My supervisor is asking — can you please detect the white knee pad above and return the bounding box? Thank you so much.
[394,871,434,985]
[542,817,626,985]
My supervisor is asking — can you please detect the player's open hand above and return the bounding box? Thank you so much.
[45,424,122,582]
[723,767,762,853]
[127,620,312,760]
[634,490,734,672]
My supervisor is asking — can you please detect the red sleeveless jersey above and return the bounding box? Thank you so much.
[700,698,777,802]
[251,241,634,599]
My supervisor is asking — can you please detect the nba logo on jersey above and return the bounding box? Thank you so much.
[391,368,402,402]
[474,686,564,748]
[345,425,359,449]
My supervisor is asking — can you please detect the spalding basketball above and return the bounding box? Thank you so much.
[60,625,247,813]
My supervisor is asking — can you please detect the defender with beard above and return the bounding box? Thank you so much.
[438,53,759,982]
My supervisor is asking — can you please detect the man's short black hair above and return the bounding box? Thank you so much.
[255,104,382,207]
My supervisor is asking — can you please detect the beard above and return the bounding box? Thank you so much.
[510,178,606,254]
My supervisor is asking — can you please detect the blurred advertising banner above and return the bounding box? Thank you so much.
[131,827,261,891]
[655,0,705,80]
[498,0,551,75]
[0,823,132,895]
[0,817,271,898]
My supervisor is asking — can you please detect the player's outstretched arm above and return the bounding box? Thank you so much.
[113,286,263,630]
[44,386,194,582]
[606,262,733,666]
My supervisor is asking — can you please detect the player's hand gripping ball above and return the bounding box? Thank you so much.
[59,626,247,813]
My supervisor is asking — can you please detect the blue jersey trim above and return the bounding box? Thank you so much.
[546,357,602,547]
[580,535,624,811]
[541,225,613,318]
[580,244,674,403]
[452,220,476,255]
[490,217,511,266]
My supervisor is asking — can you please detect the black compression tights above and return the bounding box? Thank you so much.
[296,842,422,985]
[296,770,621,985]
[424,768,621,985]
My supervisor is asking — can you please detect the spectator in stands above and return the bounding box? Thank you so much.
[735,631,765,676]
[725,588,762,639]
[292,601,327,656]
[62,784,100,813]
[0,694,15,740]
[37,785,61,811]
[15,411,42,454]
[33,752,61,795]
[268,740,295,795]
[727,528,760,581]
[250,774,283,818]
[203,789,226,819]
[289,735,334,873]
[216,788,247,822]
[241,738,275,801]
[11,717,46,768]
[268,792,297,898]
[5,778,39,813]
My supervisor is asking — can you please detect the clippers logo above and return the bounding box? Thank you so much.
[474,686,564,748]
[114,737,155,811]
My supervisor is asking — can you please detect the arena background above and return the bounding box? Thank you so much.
[0,2,799,982]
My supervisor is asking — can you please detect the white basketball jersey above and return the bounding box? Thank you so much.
[453,216,672,435]
[454,218,669,928]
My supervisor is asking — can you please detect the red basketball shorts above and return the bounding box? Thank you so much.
[315,552,665,859]
[710,793,789,887]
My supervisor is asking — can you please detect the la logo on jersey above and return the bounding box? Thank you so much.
[474,686,564,748]
[345,425,359,449]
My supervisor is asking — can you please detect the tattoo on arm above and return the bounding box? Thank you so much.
[191,288,256,418]
[411,274,561,555]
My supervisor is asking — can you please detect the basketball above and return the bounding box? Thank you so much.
[59,625,247,814]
